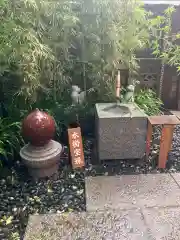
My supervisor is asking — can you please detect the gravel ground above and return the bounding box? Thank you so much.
[0,125,180,239]
[0,151,85,240]
[85,126,180,176]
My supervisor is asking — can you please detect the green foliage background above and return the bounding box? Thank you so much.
[0,0,152,103]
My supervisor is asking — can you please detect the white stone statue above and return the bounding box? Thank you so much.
[124,85,135,103]
[71,85,86,105]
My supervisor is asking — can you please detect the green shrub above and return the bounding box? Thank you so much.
[10,232,20,240]
[135,89,163,116]
[0,118,24,166]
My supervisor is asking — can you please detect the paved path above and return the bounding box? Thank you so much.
[86,173,180,210]
[25,173,180,239]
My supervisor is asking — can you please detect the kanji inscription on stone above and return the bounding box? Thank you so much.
[68,127,85,169]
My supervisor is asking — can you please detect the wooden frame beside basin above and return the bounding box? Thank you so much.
[146,115,180,169]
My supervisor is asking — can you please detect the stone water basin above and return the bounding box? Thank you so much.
[95,103,147,161]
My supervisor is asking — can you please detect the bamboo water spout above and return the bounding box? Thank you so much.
[102,70,131,117]
[116,69,121,104]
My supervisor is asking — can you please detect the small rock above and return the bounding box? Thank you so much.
[9,197,14,201]
[70,174,75,179]
[12,208,17,212]
[170,167,176,173]
[152,150,158,155]
[64,203,68,208]
[76,189,84,195]
[0,179,6,185]
[0,233,5,238]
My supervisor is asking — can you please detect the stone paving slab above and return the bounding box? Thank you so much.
[142,206,180,240]
[24,207,180,240]
[171,173,180,186]
[85,174,180,211]
[24,209,153,240]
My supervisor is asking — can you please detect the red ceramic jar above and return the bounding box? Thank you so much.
[22,109,55,146]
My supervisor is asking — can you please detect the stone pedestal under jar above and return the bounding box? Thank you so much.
[95,103,147,161]
[20,109,63,179]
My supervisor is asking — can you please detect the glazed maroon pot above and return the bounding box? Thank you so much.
[22,109,55,146]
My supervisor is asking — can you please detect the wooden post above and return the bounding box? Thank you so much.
[158,125,174,169]
[147,115,180,169]
[68,127,85,169]
[146,120,153,159]
[168,125,175,152]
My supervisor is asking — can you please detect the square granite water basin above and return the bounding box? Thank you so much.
[95,103,147,160]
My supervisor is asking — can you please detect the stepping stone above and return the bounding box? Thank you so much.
[85,174,180,211]
[170,173,180,186]
[142,206,180,240]
[24,209,153,240]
